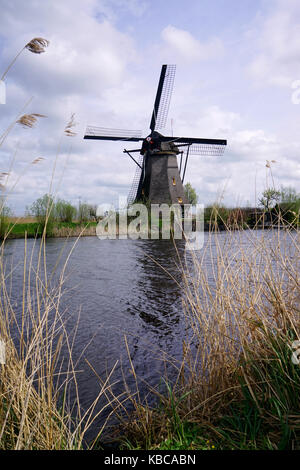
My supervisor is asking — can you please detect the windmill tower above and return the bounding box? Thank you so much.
[84,65,227,206]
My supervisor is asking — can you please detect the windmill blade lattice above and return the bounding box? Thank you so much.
[127,154,144,205]
[84,126,143,142]
[185,143,226,156]
[150,65,176,132]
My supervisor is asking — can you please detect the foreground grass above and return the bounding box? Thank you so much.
[0,232,123,449]
[121,332,299,450]
[0,218,299,450]
[115,225,300,451]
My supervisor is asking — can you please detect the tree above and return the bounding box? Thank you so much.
[184,183,198,205]
[279,186,300,225]
[88,204,98,221]
[30,193,55,236]
[78,202,96,223]
[55,199,77,223]
[258,188,281,211]
[280,186,299,204]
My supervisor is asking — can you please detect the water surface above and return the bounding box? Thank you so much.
[3,229,294,442]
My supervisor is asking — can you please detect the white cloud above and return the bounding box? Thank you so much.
[0,0,143,213]
[0,0,299,214]
[247,0,300,86]
[161,25,224,62]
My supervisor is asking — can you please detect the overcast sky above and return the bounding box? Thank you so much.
[0,0,300,214]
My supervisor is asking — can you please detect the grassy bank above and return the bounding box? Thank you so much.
[3,207,297,240]
[5,220,97,239]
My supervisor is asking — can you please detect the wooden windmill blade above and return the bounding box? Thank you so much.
[160,135,227,156]
[84,126,144,142]
[161,135,227,146]
[149,64,176,132]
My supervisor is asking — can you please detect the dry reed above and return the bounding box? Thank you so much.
[17,113,46,129]
[1,38,49,82]
[116,220,300,449]
[0,229,128,449]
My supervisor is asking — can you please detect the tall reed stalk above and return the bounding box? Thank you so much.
[0,39,126,448]
[118,219,300,450]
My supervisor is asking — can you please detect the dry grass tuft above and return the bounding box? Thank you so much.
[0,232,125,449]
[52,224,96,238]
[0,37,123,450]
[118,224,300,450]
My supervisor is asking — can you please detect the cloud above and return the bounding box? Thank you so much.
[161,25,224,62]
[180,106,300,207]
[0,0,143,213]
[0,0,299,214]
[247,0,300,87]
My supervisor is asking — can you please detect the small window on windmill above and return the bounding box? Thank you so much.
[178,197,183,204]
[172,177,176,186]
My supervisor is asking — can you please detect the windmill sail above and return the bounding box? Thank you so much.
[150,64,176,132]
[127,154,144,205]
[160,136,227,156]
[84,126,143,142]
[186,143,226,156]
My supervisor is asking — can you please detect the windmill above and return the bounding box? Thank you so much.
[84,65,227,206]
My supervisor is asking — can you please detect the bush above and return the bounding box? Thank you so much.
[184,183,197,205]
[55,199,77,223]
[78,202,96,223]
[0,205,12,239]
[204,204,229,226]
[277,186,300,226]
[30,193,55,236]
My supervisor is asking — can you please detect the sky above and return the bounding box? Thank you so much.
[0,0,300,214]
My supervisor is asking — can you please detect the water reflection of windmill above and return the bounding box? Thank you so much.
[84,65,227,205]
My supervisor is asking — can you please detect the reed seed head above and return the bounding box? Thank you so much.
[32,157,45,165]
[25,38,49,54]
[64,113,77,136]
[17,113,46,129]
[266,159,277,168]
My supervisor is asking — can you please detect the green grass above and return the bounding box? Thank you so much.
[9,222,41,237]
[150,423,216,451]
[6,221,97,238]
[122,330,300,451]
[215,333,300,450]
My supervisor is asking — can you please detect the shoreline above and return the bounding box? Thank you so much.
[4,222,291,240]
[4,208,295,240]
